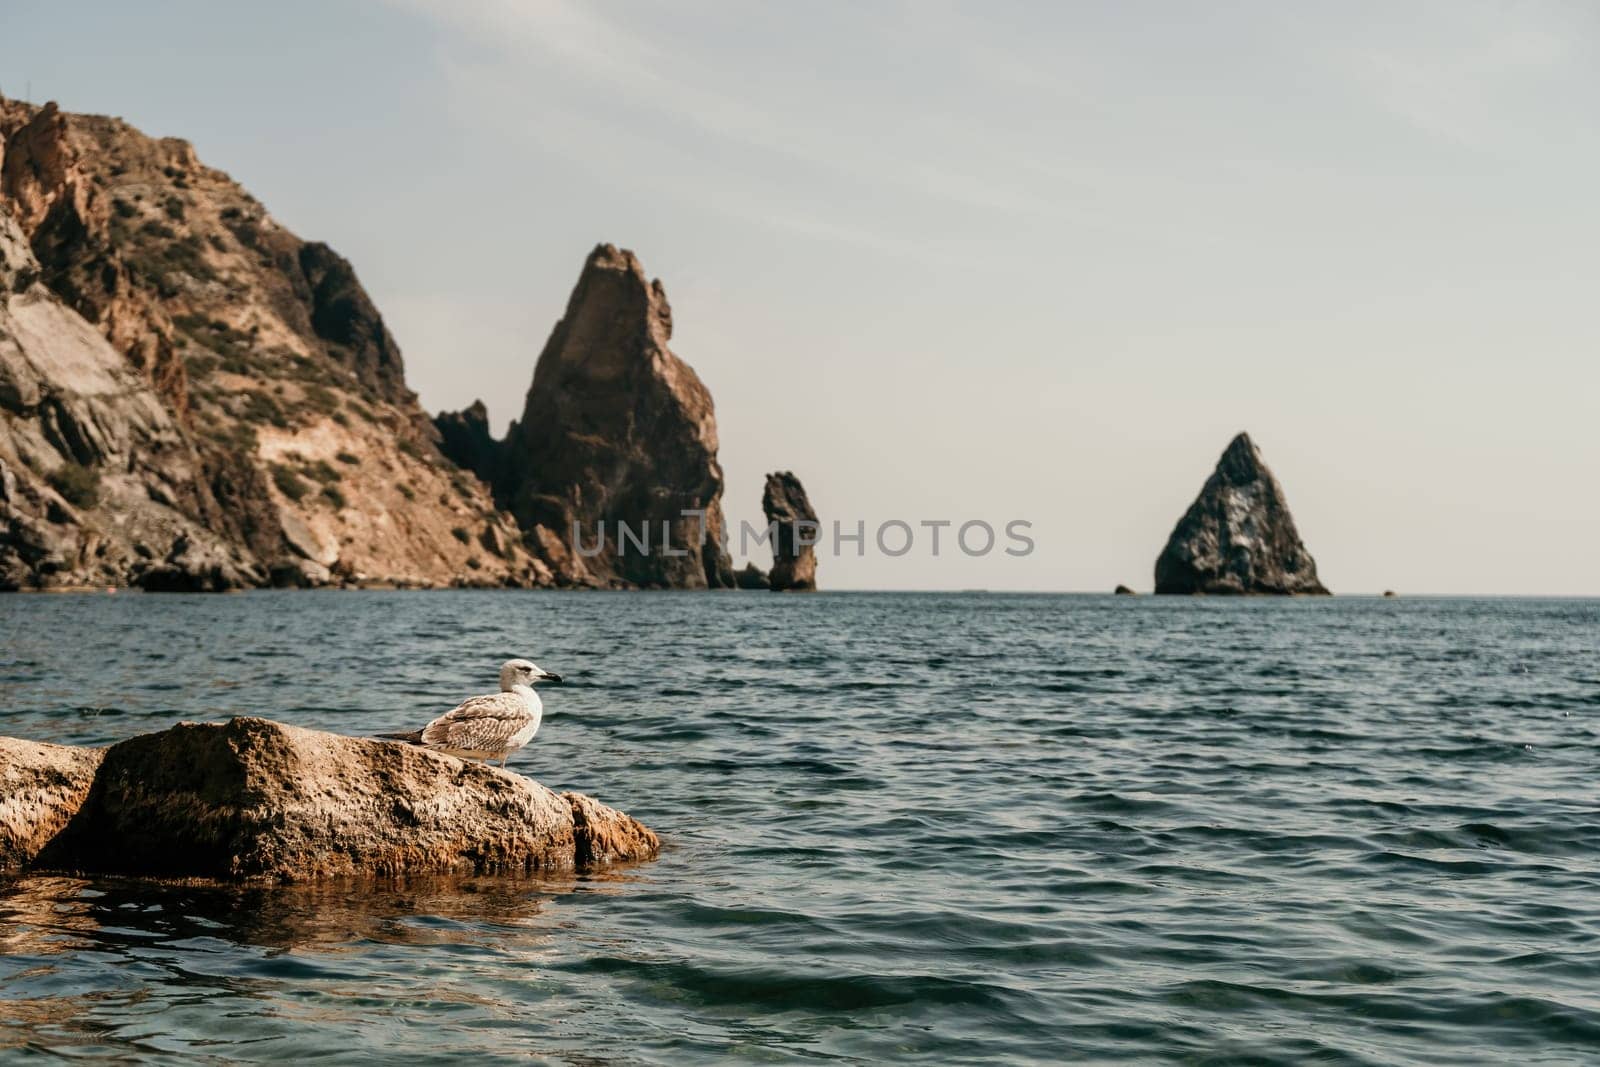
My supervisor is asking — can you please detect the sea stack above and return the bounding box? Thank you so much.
[440,245,735,589]
[1154,433,1329,596]
[762,471,818,591]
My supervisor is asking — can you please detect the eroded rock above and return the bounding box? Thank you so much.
[0,97,538,591]
[439,245,735,589]
[1154,433,1329,596]
[0,736,104,871]
[34,717,657,882]
[762,471,818,592]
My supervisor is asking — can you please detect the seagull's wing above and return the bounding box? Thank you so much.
[421,692,532,753]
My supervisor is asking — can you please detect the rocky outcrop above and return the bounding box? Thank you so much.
[0,96,541,589]
[1,202,265,590]
[296,242,410,405]
[5,717,657,882]
[433,399,499,487]
[1113,584,1136,596]
[437,244,735,589]
[762,471,818,591]
[1154,433,1329,596]
[735,561,769,590]
[0,736,104,870]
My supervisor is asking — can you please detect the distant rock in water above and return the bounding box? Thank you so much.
[14,717,658,882]
[762,471,818,592]
[1383,590,1398,598]
[735,562,769,590]
[1114,584,1136,596]
[438,245,735,589]
[1154,433,1329,596]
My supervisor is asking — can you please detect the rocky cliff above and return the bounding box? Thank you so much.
[0,97,540,589]
[762,470,818,591]
[437,244,736,589]
[1154,432,1329,595]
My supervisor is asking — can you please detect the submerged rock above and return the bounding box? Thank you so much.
[0,736,104,871]
[11,717,656,882]
[762,471,818,592]
[1154,433,1329,596]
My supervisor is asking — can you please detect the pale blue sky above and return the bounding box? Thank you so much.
[4,1,1597,592]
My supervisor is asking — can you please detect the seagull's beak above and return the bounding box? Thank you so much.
[540,671,563,684]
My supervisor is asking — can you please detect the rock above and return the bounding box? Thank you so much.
[452,244,735,589]
[138,533,261,592]
[297,242,410,405]
[434,399,499,486]
[0,736,104,871]
[762,471,818,592]
[1114,584,1136,595]
[1,199,265,590]
[34,717,658,882]
[1154,433,1329,596]
[565,791,661,867]
[279,509,339,568]
[1,96,539,591]
[735,561,770,590]
[1383,590,1398,598]
[267,558,332,588]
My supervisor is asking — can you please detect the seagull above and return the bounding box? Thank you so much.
[380,659,562,767]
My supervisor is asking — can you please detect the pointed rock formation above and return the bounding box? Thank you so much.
[439,244,735,589]
[433,399,499,487]
[762,471,818,592]
[1154,433,1329,596]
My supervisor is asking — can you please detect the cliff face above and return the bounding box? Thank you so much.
[1,205,263,590]
[438,245,735,589]
[762,471,818,591]
[0,98,539,588]
[1154,432,1329,595]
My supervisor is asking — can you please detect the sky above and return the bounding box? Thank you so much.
[3,0,1597,593]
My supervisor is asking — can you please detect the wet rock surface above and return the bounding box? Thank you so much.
[0,718,657,882]
[0,736,105,870]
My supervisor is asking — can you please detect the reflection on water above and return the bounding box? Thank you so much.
[0,870,648,1061]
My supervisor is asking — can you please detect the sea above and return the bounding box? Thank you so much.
[1,591,1597,1064]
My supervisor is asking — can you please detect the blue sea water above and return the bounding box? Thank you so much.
[1,591,1598,1064]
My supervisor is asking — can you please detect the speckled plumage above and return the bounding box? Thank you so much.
[420,689,542,762]
[384,659,561,767]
